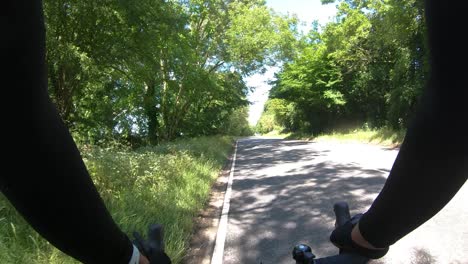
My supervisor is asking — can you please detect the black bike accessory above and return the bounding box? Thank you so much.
[329,214,389,259]
[133,224,172,264]
[292,244,316,264]
[148,224,165,252]
[333,202,351,254]
[333,202,351,228]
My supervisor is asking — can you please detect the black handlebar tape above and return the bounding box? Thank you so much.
[148,224,165,253]
[333,202,351,227]
[315,253,369,264]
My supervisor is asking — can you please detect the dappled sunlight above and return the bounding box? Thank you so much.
[224,138,468,263]
[224,138,397,263]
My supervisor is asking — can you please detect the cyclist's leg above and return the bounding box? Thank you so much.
[357,0,467,248]
[1,1,133,263]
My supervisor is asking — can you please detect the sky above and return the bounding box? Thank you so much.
[246,0,337,125]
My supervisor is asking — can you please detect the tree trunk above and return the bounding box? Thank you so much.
[48,63,75,125]
[144,81,159,145]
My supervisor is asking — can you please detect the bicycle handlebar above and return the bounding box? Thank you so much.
[138,202,367,264]
[292,202,369,264]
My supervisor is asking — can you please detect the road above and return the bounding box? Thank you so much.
[221,137,467,264]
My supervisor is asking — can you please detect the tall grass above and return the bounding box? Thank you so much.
[279,127,405,147]
[314,127,405,147]
[0,136,234,263]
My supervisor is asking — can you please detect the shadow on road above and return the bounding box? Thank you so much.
[225,138,389,264]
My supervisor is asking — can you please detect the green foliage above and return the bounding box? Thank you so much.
[0,136,234,263]
[255,98,298,133]
[256,112,277,134]
[44,0,132,129]
[42,0,296,144]
[220,107,254,136]
[264,0,428,135]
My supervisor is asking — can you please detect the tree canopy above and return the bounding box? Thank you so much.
[43,0,298,145]
[43,0,428,143]
[261,0,428,134]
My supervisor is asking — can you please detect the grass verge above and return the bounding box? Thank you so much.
[264,127,405,147]
[0,136,235,264]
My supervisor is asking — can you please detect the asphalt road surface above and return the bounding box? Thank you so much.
[222,137,467,264]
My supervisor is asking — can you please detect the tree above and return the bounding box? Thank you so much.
[265,0,428,134]
[43,0,301,144]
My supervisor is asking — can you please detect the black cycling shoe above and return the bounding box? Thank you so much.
[329,214,389,259]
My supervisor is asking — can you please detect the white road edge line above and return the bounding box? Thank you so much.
[211,140,238,264]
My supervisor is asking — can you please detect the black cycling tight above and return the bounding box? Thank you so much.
[359,0,467,248]
[1,1,133,263]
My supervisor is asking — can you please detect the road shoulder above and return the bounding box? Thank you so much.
[183,144,235,264]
